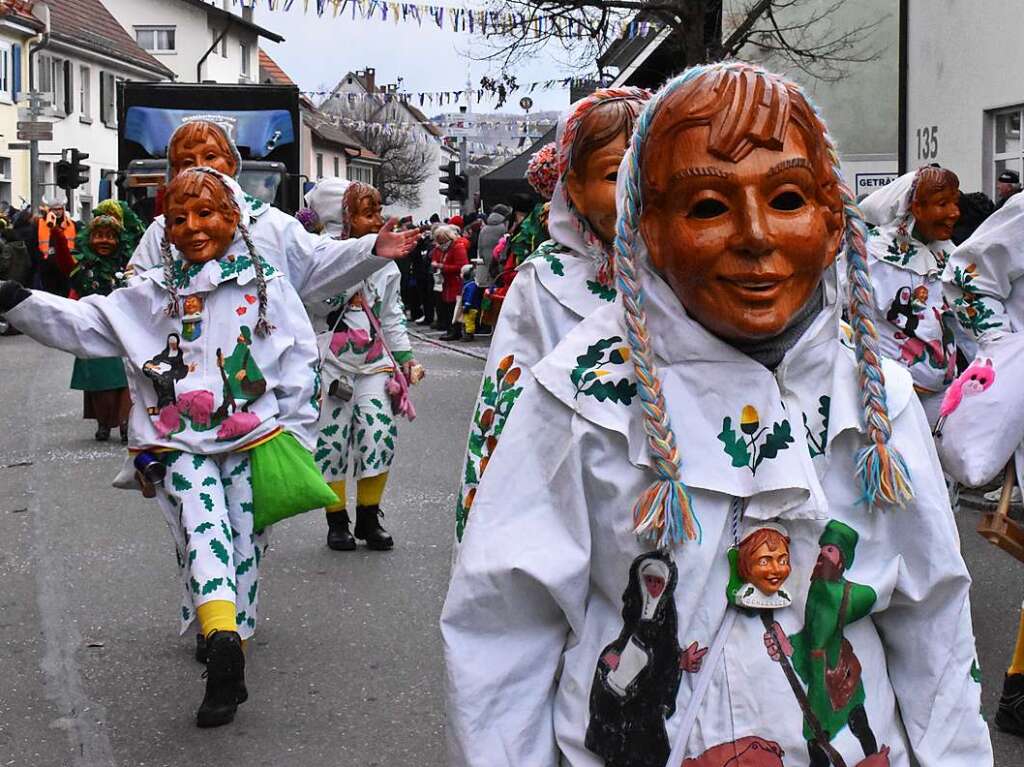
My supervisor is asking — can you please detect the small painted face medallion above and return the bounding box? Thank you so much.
[746,540,791,596]
[641,124,842,342]
[165,186,239,264]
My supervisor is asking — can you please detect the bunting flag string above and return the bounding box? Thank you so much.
[313,108,556,145]
[300,71,601,108]
[233,0,657,40]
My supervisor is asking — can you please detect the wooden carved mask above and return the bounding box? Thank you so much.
[639,69,843,342]
[910,167,960,243]
[345,183,384,238]
[164,172,240,264]
[169,121,239,178]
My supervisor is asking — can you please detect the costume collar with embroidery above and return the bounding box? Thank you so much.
[531,264,913,520]
[144,237,279,294]
[868,223,952,278]
[521,239,617,319]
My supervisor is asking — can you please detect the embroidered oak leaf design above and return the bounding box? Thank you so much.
[171,472,193,492]
[194,521,214,534]
[719,405,793,474]
[586,279,616,302]
[201,577,224,595]
[571,336,636,405]
[210,539,230,566]
[951,263,1001,337]
[717,416,751,468]
[802,395,831,458]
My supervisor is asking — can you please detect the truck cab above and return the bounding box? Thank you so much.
[117,82,302,224]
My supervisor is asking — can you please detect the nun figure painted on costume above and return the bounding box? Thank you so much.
[585,551,685,767]
[442,62,991,767]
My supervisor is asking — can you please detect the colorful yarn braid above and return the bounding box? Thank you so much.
[894,166,925,253]
[613,68,711,550]
[786,79,915,509]
[238,222,275,338]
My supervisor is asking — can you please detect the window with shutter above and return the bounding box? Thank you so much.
[63,60,72,115]
[12,43,20,101]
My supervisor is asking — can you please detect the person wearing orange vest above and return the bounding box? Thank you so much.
[36,200,76,295]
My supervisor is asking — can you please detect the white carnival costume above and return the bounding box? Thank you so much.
[303,178,412,486]
[443,64,991,767]
[859,171,966,425]
[6,174,320,639]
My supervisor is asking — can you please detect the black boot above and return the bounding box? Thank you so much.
[326,510,357,551]
[440,326,462,342]
[119,423,129,444]
[95,425,110,442]
[196,631,247,728]
[354,505,394,550]
[195,632,208,664]
[997,672,1024,736]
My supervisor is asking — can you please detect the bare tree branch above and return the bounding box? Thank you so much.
[476,0,884,86]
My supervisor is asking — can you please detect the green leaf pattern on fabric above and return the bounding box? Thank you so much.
[718,405,793,475]
[570,336,637,405]
[455,355,526,541]
[951,263,1002,338]
[803,395,831,458]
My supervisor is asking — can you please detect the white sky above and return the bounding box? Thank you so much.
[252,5,583,115]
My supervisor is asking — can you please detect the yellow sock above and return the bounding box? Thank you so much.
[1009,611,1024,675]
[357,473,389,507]
[326,479,347,513]
[197,600,237,638]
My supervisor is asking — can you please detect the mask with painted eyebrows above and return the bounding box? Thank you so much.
[638,67,844,342]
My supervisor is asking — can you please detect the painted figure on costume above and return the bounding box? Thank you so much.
[143,332,189,409]
[585,550,706,767]
[764,522,879,767]
[728,523,793,610]
[304,177,421,553]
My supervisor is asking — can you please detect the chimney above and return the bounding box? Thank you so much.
[364,67,375,93]
[242,6,254,23]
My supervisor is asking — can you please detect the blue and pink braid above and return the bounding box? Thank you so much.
[614,62,913,551]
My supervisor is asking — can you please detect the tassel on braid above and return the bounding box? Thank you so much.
[792,82,914,508]
[613,69,709,551]
[160,231,180,319]
[238,222,275,337]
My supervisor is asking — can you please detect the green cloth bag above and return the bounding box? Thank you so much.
[249,431,339,533]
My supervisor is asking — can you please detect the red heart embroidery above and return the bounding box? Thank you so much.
[245,294,257,304]
[236,307,246,316]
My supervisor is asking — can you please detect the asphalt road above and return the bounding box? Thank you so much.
[1,332,1023,766]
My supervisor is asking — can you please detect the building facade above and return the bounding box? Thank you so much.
[904,0,1020,197]
[30,0,173,218]
[100,0,283,85]
[0,1,43,207]
[321,68,452,222]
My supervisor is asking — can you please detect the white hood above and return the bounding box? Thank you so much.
[305,177,353,238]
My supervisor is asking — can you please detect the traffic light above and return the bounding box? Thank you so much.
[439,160,468,203]
[56,148,89,192]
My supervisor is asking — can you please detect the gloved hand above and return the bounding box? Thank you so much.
[0,279,30,312]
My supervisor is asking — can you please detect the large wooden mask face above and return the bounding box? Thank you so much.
[345,183,384,238]
[639,70,843,342]
[165,174,240,264]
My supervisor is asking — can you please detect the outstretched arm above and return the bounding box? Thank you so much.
[1,281,125,358]
[282,214,420,303]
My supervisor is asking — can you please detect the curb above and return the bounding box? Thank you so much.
[408,329,489,362]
